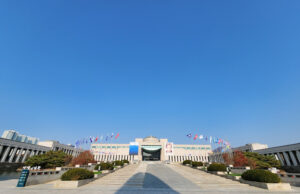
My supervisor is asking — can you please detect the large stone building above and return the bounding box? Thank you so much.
[91,136,212,163]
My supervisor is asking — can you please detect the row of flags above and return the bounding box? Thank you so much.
[186,133,231,152]
[75,133,120,148]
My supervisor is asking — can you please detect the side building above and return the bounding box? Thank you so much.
[91,136,212,163]
[38,140,83,157]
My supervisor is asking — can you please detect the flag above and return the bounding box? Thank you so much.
[199,135,203,139]
[95,136,98,142]
[100,135,103,142]
[89,137,93,143]
[105,135,109,141]
[205,136,208,141]
[186,133,192,138]
[110,133,114,139]
[193,134,198,140]
[209,136,212,143]
[115,133,119,139]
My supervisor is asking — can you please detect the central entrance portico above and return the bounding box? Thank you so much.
[141,145,161,161]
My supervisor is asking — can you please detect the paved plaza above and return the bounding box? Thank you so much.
[1,162,300,194]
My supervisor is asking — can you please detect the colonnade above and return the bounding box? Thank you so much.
[262,150,300,167]
[0,138,50,163]
[94,154,134,162]
[168,155,209,162]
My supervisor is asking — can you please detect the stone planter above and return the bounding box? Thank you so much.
[210,171,226,175]
[225,175,241,181]
[115,166,121,169]
[54,179,94,188]
[101,170,111,174]
[240,179,291,191]
[124,163,128,166]
[196,166,203,169]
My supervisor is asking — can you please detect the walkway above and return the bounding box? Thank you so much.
[1,162,300,194]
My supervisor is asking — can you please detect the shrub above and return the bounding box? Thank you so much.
[71,151,95,166]
[233,150,249,167]
[192,161,203,167]
[113,160,124,166]
[183,160,192,165]
[207,163,226,172]
[244,152,281,169]
[61,168,94,181]
[242,169,280,183]
[122,160,129,164]
[94,162,114,170]
[25,151,72,169]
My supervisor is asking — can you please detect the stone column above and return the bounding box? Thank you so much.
[22,149,30,163]
[289,151,298,166]
[15,148,24,163]
[0,146,11,162]
[275,153,285,166]
[8,147,18,163]
[0,145,4,156]
[295,151,300,164]
[283,152,292,166]
[30,150,36,157]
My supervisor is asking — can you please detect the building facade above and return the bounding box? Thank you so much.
[91,136,212,163]
[38,140,83,157]
[208,143,268,163]
[254,143,300,168]
[2,130,39,145]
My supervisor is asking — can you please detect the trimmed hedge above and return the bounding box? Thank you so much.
[192,161,203,167]
[183,160,192,165]
[242,169,280,183]
[114,160,124,166]
[94,162,114,170]
[207,163,226,172]
[61,168,94,181]
[122,160,129,164]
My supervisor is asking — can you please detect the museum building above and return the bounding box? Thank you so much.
[90,136,212,163]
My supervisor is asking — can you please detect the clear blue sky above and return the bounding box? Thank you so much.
[0,1,300,148]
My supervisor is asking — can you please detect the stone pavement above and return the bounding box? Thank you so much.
[1,162,300,194]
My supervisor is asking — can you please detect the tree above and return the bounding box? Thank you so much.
[222,153,234,165]
[71,151,95,166]
[233,150,249,167]
[244,152,280,169]
[25,151,72,169]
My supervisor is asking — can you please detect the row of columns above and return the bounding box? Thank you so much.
[53,147,81,157]
[268,150,300,167]
[94,154,133,162]
[168,155,209,162]
[0,145,46,163]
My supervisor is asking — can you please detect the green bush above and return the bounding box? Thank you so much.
[113,160,124,166]
[242,169,280,183]
[94,162,114,170]
[25,151,72,169]
[207,163,226,172]
[192,161,203,167]
[122,160,129,164]
[183,160,192,165]
[244,152,281,169]
[61,168,94,180]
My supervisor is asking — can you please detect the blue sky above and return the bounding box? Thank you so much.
[0,1,300,148]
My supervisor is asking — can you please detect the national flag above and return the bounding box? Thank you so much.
[110,133,114,139]
[89,137,93,143]
[95,136,98,142]
[115,133,119,139]
[100,135,103,142]
[186,133,192,138]
[209,136,212,143]
[199,135,203,139]
[105,135,109,141]
[193,134,198,140]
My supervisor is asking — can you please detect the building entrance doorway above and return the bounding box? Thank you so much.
[141,145,161,161]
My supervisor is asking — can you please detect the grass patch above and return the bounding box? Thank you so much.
[93,171,102,175]
[229,173,242,176]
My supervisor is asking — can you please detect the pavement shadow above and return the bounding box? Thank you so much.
[115,172,179,194]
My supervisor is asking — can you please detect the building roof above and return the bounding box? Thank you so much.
[143,136,159,143]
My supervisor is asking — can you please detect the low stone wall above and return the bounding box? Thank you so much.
[278,173,300,186]
[230,166,250,174]
[54,178,94,188]
[24,164,97,186]
[240,179,291,191]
